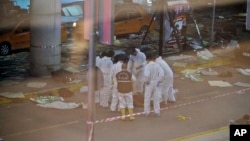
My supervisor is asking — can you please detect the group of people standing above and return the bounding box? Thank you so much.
[94,46,176,121]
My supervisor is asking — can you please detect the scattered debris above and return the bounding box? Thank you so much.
[208,81,232,87]
[181,69,197,74]
[69,79,82,84]
[36,101,81,109]
[172,62,188,67]
[0,92,25,98]
[0,52,29,80]
[181,69,203,81]
[226,40,240,49]
[177,115,191,120]
[230,114,250,125]
[63,66,81,74]
[234,82,250,88]
[82,102,88,109]
[236,68,250,76]
[200,68,219,76]
[188,39,203,50]
[0,80,20,86]
[166,54,194,61]
[30,95,64,104]
[26,82,47,88]
[196,48,213,60]
[80,86,88,92]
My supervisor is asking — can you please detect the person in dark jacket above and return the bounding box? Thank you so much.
[116,63,136,120]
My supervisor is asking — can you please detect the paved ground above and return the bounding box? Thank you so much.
[1,38,250,141]
[1,2,250,140]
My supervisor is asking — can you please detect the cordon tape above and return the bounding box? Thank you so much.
[87,88,250,125]
[85,88,250,141]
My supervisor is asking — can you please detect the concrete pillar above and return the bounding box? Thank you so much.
[29,0,61,76]
[247,0,250,30]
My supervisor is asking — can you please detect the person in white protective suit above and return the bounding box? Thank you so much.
[98,51,114,108]
[127,47,146,95]
[110,54,129,112]
[96,53,102,68]
[155,56,176,104]
[94,66,104,104]
[143,53,164,117]
[95,52,105,104]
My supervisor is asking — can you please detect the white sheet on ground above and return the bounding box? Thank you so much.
[234,82,250,88]
[236,68,250,76]
[26,82,47,88]
[208,81,232,87]
[0,92,25,98]
[37,101,81,109]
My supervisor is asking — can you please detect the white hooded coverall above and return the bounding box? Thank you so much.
[95,56,102,103]
[155,56,176,104]
[143,61,164,115]
[98,56,113,107]
[128,48,146,94]
[110,61,122,111]
[96,56,101,68]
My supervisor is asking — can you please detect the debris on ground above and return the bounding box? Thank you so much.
[226,40,240,49]
[230,114,250,125]
[200,68,219,76]
[181,69,203,81]
[82,102,88,109]
[0,92,25,98]
[236,68,250,76]
[188,38,203,50]
[80,86,88,92]
[63,66,81,74]
[30,95,64,104]
[36,101,81,109]
[26,82,47,88]
[172,62,188,68]
[234,82,250,88]
[0,80,20,86]
[69,79,82,84]
[177,115,191,120]
[166,54,194,61]
[196,48,214,60]
[208,80,232,87]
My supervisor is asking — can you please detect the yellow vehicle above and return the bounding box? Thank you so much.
[72,3,157,41]
[0,18,68,56]
[114,3,156,36]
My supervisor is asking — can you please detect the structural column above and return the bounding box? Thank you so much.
[30,0,62,76]
[247,0,250,30]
